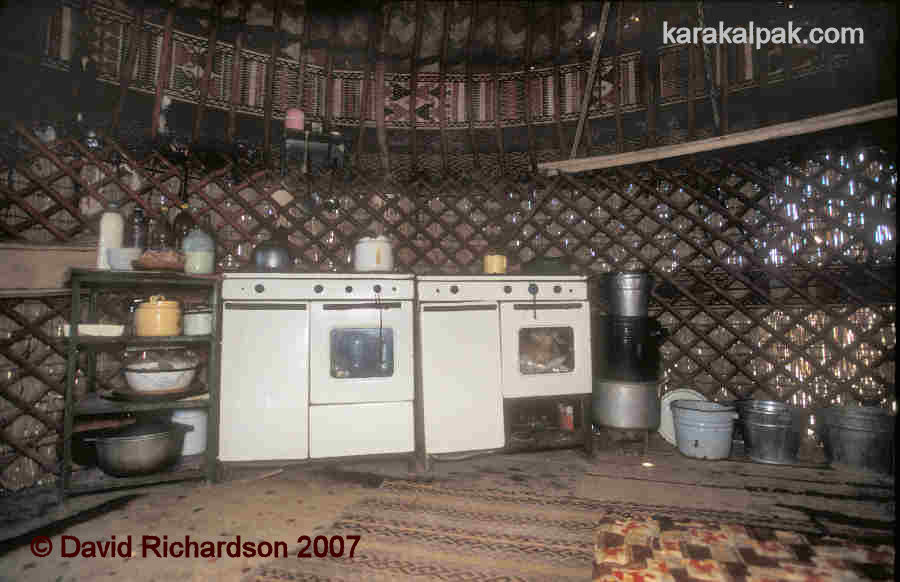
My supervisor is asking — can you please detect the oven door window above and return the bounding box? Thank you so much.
[519,327,574,374]
[330,328,394,378]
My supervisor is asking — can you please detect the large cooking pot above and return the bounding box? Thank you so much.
[592,378,661,430]
[85,421,192,477]
[252,230,292,271]
[134,295,181,336]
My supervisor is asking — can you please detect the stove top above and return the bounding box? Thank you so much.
[223,271,414,280]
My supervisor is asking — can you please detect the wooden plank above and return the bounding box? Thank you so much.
[192,1,221,141]
[465,0,479,169]
[111,3,144,132]
[410,0,425,176]
[323,15,336,134]
[538,99,897,173]
[263,0,282,165]
[643,2,657,147]
[151,2,176,139]
[571,2,610,159]
[227,0,248,144]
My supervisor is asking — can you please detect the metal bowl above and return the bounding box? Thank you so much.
[86,421,192,477]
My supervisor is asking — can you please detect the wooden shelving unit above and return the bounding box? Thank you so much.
[60,268,220,500]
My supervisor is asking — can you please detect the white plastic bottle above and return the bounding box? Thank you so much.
[97,202,125,269]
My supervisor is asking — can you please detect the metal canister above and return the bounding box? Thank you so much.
[134,295,182,336]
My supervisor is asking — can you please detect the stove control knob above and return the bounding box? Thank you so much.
[373,284,382,293]
[345,285,353,293]
[528,283,539,295]
[254,284,265,294]
[450,285,459,294]
[503,285,512,294]
[314,284,324,294]
[553,285,562,294]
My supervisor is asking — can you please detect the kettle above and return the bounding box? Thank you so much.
[251,229,293,271]
[353,235,393,272]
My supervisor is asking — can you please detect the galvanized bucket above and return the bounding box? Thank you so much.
[671,400,738,460]
[737,400,807,465]
[819,406,895,475]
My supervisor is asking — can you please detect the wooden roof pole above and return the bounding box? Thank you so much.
[375,3,392,174]
[263,0,282,166]
[552,2,563,156]
[150,1,176,140]
[493,0,505,174]
[192,0,221,142]
[523,0,535,172]
[355,7,377,166]
[438,2,450,175]
[464,0,479,169]
[226,0,247,144]
[570,1,609,159]
[111,2,144,133]
[410,0,425,177]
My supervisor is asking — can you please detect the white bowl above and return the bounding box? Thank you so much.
[107,247,143,270]
[124,366,197,393]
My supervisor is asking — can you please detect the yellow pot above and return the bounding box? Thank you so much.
[134,295,182,337]
[483,253,508,274]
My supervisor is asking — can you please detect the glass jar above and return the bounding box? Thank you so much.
[182,227,216,274]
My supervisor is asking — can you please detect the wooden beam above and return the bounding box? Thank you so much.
[570,1,610,159]
[410,0,425,177]
[642,2,657,147]
[111,3,144,132]
[523,0,535,171]
[151,2,176,140]
[438,1,450,175]
[465,0,479,169]
[263,0,282,166]
[552,2,564,155]
[538,99,898,174]
[192,1,221,141]
[227,0,247,144]
[355,7,377,166]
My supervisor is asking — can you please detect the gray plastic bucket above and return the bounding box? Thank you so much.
[737,400,807,465]
[819,406,895,475]
[671,400,738,460]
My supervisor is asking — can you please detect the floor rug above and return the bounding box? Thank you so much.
[246,479,894,582]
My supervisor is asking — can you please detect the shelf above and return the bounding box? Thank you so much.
[74,392,210,415]
[69,268,218,288]
[67,334,214,347]
[67,454,207,495]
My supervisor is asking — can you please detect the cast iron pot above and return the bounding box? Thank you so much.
[85,421,192,477]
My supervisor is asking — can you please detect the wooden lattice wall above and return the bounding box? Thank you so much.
[1,119,896,491]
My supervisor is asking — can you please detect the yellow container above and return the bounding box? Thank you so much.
[134,295,182,336]
[483,253,507,274]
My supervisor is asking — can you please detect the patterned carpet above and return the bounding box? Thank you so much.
[246,478,894,582]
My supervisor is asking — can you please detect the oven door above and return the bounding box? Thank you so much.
[500,301,591,398]
[309,301,414,404]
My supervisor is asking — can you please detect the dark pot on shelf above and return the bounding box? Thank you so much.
[85,421,192,477]
[251,230,293,271]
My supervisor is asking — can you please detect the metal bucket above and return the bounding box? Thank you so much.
[671,400,737,460]
[737,400,807,464]
[606,272,653,317]
[819,406,895,475]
